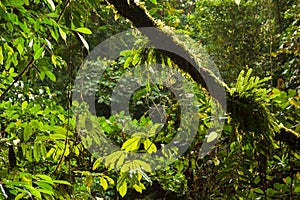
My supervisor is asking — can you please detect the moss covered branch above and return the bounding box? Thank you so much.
[106,0,229,108]
[105,0,299,148]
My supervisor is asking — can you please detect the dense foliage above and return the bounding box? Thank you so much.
[0,0,299,199]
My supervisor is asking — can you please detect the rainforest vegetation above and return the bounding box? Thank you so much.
[0,0,299,199]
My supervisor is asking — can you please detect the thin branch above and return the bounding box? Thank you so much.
[0,0,71,102]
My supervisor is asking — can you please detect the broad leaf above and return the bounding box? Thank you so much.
[121,137,141,152]
[75,27,92,34]
[24,123,33,142]
[207,131,218,143]
[100,177,108,190]
[45,70,56,82]
[118,180,127,197]
[143,138,157,153]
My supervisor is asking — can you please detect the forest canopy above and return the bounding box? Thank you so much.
[0,0,299,199]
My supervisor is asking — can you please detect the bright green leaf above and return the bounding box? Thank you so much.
[24,124,33,142]
[59,27,67,41]
[121,137,141,152]
[53,180,72,186]
[207,131,218,143]
[133,184,142,193]
[45,70,56,82]
[132,53,140,66]
[118,180,127,197]
[124,56,132,69]
[149,0,157,5]
[23,185,41,199]
[75,27,92,34]
[104,151,124,169]
[100,177,108,190]
[143,138,157,153]
[50,28,59,41]
[0,46,3,65]
[116,153,125,169]
[34,47,44,60]
[92,158,103,170]
[33,143,40,161]
[21,101,28,109]
[49,133,66,140]
[15,193,27,200]
[39,72,45,80]
[34,181,53,192]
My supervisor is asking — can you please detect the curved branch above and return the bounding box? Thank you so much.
[106,0,299,148]
[106,0,229,108]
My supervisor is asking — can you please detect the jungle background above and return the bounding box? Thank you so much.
[0,0,299,199]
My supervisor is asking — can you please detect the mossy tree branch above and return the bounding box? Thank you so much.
[105,0,299,148]
[106,0,229,108]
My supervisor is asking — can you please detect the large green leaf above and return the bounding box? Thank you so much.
[143,138,157,153]
[75,27,92,34]
[121,137,142,152]
[117,176,127,198]
[24,123,33,142]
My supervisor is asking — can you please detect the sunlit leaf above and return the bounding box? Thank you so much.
[24,124,33,142]
[104,151,124,169]
[133,184,142,193]
[207,131,218,143]
[46,0,55,11]
[23,185,41,199]
[75,27,92,34]
[121,137,141,152]
[100,177,108,190]
[34,47,44,60]
[124,56,132,69]
[149,0,157,5]
[234,0,241,6]
[143,138,157,153]
[53,180,72,186]
[59,28,67,41]
[0,46,3,65]
[21,101,28,109]
[118,180,127,197]
[92,158,103,170]
[45,70,56,82]
[33,143,40,161]
[77,32,89,51]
